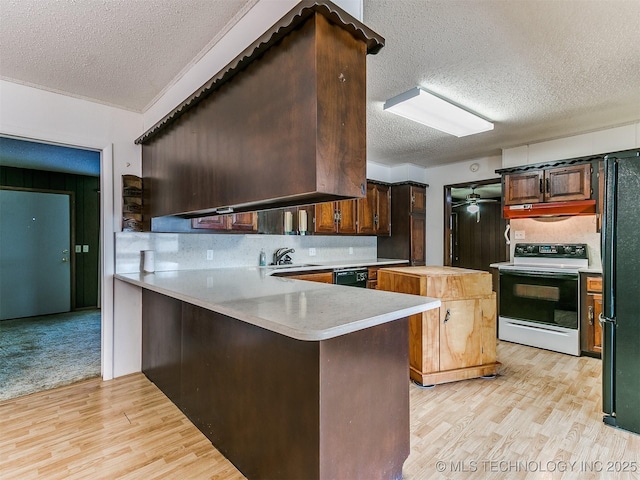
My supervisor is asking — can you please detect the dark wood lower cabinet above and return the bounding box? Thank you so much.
[142,290,410,480]
[142,290,182,405]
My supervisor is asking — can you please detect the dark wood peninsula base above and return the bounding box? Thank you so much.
[142,290,410,480]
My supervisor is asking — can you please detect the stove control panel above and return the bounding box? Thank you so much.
[514,243,588,259]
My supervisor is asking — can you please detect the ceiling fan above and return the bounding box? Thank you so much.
[452,186,498,222]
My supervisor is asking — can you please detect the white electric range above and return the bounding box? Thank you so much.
[494,243,589,356]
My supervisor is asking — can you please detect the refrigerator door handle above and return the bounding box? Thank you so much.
[602,159,617,319]
[601,156,618,418]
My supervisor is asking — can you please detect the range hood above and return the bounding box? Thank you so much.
[503,200,596,219]
[137,1,385,220]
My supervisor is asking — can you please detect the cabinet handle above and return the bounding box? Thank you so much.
[539,178,544,194]
[545,178,550,193]
[588,305,594,325]
[443,309,451,323]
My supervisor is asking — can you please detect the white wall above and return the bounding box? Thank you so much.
[367,161,429,184]
[502,122,640,167]
[0,80,143,380]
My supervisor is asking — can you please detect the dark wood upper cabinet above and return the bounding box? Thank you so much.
[137,2,384,220]
[314,199,357,234]
[503,163,592,205]
[336,199,358,234]
[545,164,592,202]
[357,182,390,236]
[410,185,426,214]
[503,170,545,205]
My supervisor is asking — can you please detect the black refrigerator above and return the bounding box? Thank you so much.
[601,149,640,434]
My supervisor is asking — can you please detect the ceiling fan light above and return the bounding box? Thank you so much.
[467,203,480,214]
[383,87,494,137]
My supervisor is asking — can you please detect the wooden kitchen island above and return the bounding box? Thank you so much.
[116,268,439,480]
[378,266,499,386]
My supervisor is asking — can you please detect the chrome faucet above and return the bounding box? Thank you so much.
[273,247,295,265]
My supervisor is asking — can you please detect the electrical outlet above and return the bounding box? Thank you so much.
[309,248,316,256]
[514,230,526,240]
[82,245,89,252]
[348,247,354,255]
[75,245,82,253]
[207,249,214,260]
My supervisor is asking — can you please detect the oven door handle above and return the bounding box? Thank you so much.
[500,270,578,280]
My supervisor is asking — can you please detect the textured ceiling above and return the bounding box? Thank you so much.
[1,0,639,169]
[364,0,640,166]
[0,0,257,112]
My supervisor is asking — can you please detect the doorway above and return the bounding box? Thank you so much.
[0,136,102,399]
[444,179,508,271]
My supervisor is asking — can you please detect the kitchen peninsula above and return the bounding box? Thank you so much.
[116,267,439,479]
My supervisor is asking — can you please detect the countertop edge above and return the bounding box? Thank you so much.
[115,269,440,341]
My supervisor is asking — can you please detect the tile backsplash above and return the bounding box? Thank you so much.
[510,215,601,269]
[116,232,377,274]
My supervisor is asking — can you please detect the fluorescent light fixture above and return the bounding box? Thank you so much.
[383,87,494,137]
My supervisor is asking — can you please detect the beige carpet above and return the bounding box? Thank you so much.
[0,309,100,401]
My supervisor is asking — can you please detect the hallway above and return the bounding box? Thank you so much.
[0,310,100,401]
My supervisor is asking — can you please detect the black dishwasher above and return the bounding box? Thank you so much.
[333,268,368,287]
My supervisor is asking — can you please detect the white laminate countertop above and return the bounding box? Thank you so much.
[115,265,440,342]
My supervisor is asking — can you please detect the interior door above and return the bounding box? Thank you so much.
[0,189,71,320]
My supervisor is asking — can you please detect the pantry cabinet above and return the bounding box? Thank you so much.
[377,182,427,266]
[581,273,602,357]
[503,163,592,205]
[378,266,498,386]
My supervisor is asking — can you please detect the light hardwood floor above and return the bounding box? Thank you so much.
[1,341,639,479]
